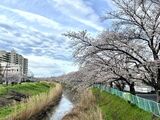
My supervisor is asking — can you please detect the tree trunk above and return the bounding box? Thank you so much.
[129,82,135,95]
[110,82,113,88]
[152,50,160,102]
[156,68,160,102]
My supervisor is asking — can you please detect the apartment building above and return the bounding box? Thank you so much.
[0,50,9,63]
[0,50,28,83]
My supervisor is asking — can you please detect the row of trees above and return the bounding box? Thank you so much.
[64,0,160,101]
[57,66,101,91]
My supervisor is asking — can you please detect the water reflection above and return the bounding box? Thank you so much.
[49,95,73,120]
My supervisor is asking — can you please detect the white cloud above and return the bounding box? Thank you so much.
[0,4,65,31]
[0,4,78,77]
[70,16,103,31]
[0,0,111,76]
[50,0,104,31]
[103,0,116,10]
[25,54,78,77]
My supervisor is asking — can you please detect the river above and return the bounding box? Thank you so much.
[43,94,74,120]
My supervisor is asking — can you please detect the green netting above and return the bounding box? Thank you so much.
[93,84,160,117]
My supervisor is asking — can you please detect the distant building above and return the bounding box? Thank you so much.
[0,62,22,83]
[0,50,28,83]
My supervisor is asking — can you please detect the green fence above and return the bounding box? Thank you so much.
[93,84,160,117]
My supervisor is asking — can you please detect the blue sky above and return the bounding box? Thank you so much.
[0,0,114,77]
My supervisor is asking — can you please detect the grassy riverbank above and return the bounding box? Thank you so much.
[0,82,62,120]
[0,82,53,97]
[92,88,160,120]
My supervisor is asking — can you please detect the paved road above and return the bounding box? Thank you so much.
[137,94,157,101]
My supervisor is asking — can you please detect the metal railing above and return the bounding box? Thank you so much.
[93,84,160,117]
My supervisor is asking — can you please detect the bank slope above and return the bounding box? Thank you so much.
[92,88,160,120]
[0,82,62,120]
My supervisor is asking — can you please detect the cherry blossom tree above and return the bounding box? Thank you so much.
[104,0,160,101]
[64,27,158,95]
[63,0,160,100]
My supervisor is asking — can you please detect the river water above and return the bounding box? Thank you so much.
[44,94,74,120]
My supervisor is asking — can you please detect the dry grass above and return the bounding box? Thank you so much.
[6,83,62,120]
[62,90,103,120]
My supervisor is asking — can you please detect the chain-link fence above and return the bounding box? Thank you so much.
[93,84,160,117]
